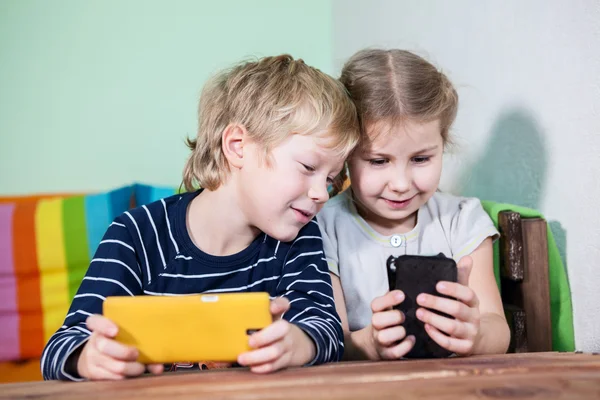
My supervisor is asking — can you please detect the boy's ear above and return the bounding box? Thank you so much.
[222,123,247,169]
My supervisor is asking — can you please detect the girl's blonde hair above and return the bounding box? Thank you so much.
[340,49,458,147]
[183,54,360,192]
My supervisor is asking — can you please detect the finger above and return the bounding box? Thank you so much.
[94,335,139,361]
[86,315,119,338]
[457,256,473,287]
[379,335,415,360]
[100,356,146,377]
[270,297,291,320]
[436,281,479,308]
[205,362,232,369]
[248,320,290,348]
[416,294,472,322]
[238,342,285,366]
[416,308,474,339]
[425,323,474,355]
[249,354,290,374]
[371,290,404,313]
[147,364,164,375]
[250,363,276,374]
[88,364,125,381]
[375,325,407,347]
[371,309,404,330]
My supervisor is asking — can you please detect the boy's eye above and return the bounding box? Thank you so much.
[301,163,316,172]
[368,158,388,166]
[412,156,431,164]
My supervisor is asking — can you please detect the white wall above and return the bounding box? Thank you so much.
[0,0,333,195]
[333,0,600,351]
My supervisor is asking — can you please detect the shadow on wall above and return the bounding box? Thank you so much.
[458,109,568,272]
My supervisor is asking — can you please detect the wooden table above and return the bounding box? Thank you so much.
[2,352,600,399]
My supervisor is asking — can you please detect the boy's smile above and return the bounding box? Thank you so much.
[291,206,315,224]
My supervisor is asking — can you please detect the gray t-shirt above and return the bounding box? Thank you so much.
[317,190,499,331]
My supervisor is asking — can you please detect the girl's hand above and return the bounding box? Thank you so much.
[415,256,481,356]
[368,290,415,360]
[237,297,316,373]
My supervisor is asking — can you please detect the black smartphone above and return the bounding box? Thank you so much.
[386,253,457,358]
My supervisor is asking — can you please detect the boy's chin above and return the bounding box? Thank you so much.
[263,225,302,243]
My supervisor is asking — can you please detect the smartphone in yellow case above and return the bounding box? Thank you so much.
[103,292,272,364]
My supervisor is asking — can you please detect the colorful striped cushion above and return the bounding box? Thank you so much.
[134,183,177,206]
[0,186,134,361]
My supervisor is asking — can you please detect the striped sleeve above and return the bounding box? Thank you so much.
[276,219,344,364]
[41,215,144,381]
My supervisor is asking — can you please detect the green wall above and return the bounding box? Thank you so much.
[0,0,333,195]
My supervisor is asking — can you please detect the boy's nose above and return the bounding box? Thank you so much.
[308,184,329,204]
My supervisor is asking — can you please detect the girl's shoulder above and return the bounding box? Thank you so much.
[422,192,498,255]
[425,191,486,218]
[318,190,353,219]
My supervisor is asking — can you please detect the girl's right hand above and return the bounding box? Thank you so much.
[77,315,164,380]
[368,290,415,360]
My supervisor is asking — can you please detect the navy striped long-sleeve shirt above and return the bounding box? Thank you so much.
[41,191,344,380]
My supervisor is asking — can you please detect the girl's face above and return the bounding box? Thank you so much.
[347,119,444,235]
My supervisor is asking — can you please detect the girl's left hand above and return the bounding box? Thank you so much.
[415,256,480,356]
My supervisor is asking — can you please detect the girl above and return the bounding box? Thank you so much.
[318,49,510,360]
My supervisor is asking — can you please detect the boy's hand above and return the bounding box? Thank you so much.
[237,297,316,373]
[415,255,481,356]
[76,315,164,380]
[367,290,415,360]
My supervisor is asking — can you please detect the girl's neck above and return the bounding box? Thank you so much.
[187,186,260,257]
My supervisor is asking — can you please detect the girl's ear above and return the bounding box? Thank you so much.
[222,124,247,169]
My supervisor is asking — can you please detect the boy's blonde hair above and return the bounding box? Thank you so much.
[183,54,360,192]
[340,49,458,147]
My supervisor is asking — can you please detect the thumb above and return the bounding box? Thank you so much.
[86,314,118,338]
[371,290,404,313]
[457,255,473,287]
[270,297,290,320]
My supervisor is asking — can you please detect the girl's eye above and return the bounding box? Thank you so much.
[368,158,388,166]
[326,176,334,185]
[412,156,431,164]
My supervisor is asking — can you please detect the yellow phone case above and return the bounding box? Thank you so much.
[103,292,272,364]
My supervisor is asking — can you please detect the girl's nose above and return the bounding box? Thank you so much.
[388,168,411,193]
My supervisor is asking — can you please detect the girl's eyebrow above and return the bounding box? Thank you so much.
[363,151,391,158]
[366,145,439,158]
[410,145,439,155]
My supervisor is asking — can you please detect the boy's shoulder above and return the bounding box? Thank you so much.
[117,191,191,227]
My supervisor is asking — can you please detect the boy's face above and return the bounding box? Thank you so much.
[237,133,345,242]
[348,119,444,234]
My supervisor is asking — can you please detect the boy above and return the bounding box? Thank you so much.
[41,55,360,380]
